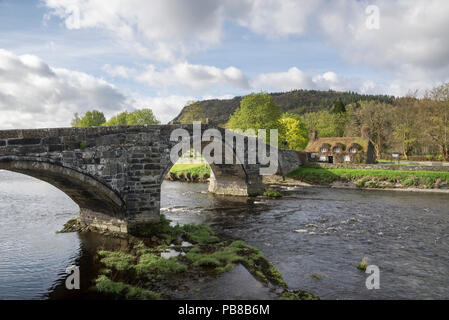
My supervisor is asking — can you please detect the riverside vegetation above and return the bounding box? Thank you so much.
[288,166,449,189]
[168,162,449,191]
[62,215,318,300]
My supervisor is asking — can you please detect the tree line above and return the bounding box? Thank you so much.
[71,108,160,127]
[173,89,394,126]
[300,83,449,160]
[225,83,449,161]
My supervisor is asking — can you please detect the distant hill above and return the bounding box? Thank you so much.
[171,89,395,125]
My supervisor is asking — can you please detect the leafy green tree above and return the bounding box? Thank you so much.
[104,111,129,126]
[104,108,160,126]
[301,110,348,137]
[226,93,282,145]
[126,108,160,125]
[331,98,346,113]
[72,110,106,127]
[279,113,309,150]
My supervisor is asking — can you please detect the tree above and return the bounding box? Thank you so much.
[279,113,309,150]
[104,108,160,126]
[331,98,346,114]
[422,83,449,160]
[226,93,283,145]
[126,108,160,125]
[301,110,348,137]
[72,110,106,127]
[347,102,393,158]
[104,111,129,126]
[391,96,422,159]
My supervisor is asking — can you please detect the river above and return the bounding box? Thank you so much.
[0,170,448,299]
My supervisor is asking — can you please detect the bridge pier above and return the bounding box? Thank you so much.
[208,165,264,197]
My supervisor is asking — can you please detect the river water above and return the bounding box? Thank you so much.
[0,170,448,299]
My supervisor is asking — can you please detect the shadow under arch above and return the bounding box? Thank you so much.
[0,157,125,218]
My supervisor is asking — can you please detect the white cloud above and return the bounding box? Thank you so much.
[235,0,324,38]
[44,0,231,62]
[0,49,245,128]
[315,0,449,79]
[44,0,449,80]
[0,49,132,129]
[250,67,437,97]
[104,62,250,91]
[103,60,436,98]
[251,67,313,91]
[130,94,196,124]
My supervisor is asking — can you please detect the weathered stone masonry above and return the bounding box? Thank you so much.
[0,124,290,234]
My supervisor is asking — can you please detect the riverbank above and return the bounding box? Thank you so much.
[166,163,210,183]
[167,162,449,193]
[285,166,449,191]
[59,215,318,300]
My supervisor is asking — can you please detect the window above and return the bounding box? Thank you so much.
[344,155,351,162]
[349,147,357,153]
[319,156,327,162]
[320,147,327,153]
[333,147,340,153]
[311,153,316,159]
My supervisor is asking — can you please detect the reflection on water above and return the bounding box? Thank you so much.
[0,172,448,299]
[0,170,80,299]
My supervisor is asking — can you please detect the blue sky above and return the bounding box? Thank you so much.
[1,0,448,128]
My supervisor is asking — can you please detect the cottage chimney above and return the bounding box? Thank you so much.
[361,126,370,140]
[309,130,318,142]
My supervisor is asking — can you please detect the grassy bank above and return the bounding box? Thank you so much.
[167,163,210,182]
[288,167,449,189]
[90,215,317,300]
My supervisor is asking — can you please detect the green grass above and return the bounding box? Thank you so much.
[169,163,210,180]
[185,245,244,273]
[95,275,161,300]
[182,224,220,245]
[134,253,187,279]
[98,251,135,271]
[263,189,282,198]
[280,290,320,300]
[288,167,449,189]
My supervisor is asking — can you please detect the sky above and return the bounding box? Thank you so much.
[0,0,449,129]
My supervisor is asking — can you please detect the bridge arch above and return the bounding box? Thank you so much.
[0,157,127,232]
[160,131,263,197]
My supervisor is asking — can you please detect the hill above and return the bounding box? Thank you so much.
[171,89,395,125]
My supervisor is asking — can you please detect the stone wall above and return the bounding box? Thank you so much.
[277,149,306,176]
[310,162,449,172]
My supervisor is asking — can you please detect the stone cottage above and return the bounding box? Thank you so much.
[305,127,376,164]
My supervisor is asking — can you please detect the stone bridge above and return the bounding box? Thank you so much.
[0,125,303,234]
